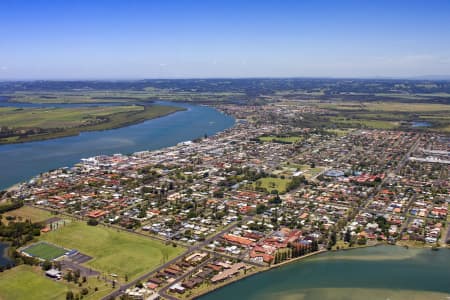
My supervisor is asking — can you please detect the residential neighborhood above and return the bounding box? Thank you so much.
[2,101,448,299]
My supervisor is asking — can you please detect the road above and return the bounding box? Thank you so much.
[102,216,252,300]
[159,258,214,300]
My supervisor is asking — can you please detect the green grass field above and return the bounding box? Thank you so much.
[5,90,245,104]
[0,106,143,128]
[259,136,302,143]
[39,221,185,281]
[3,206,52,224]
[22,242,67,261]
[0,265,115,300]
[319,101,450,113]
[0,265,68,300]
[329,116,400,129]
[254,177,291,194]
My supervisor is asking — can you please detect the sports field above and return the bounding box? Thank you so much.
[22,242,67,261]
[39,221,185,281]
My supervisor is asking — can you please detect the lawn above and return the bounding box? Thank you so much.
[254,177,292,194]
[3,206,52,223]
[22,242,67,261]
[0,265,68,300]
[39,221,185,281]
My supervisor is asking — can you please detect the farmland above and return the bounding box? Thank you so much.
[303,101,450,132]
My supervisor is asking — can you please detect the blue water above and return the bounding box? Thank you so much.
[0,242,12,268]
[412,121,431,128]
[0,100,234,189]
[201,246,450,300]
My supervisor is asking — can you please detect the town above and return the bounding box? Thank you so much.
[1,100,448,300]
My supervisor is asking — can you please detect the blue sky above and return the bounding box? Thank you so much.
[1,0,450,79]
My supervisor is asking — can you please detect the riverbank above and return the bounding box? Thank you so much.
[190,250,327,300]
[0,101,235,190]
[0,105,185,145]
[194,242,449,300]
[198,245,450,300]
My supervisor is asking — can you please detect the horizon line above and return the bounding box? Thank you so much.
[1,75,450,82]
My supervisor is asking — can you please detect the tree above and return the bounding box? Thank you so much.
[65,271,73,282]
[42,260,52,271]
[311,240,319,252]
[87,219,99,226]
[256,204,267,215]
[344,229,352,243]
[66,291,74,300]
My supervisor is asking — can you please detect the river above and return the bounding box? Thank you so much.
[200,246,450,300]
[0,100,235,190]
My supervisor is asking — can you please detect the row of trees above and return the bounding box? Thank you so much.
[273,240,319,264]
[0,201,23,214]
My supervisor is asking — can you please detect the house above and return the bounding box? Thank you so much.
[45,269,62,279]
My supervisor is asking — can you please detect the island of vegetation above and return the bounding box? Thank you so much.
[0,104,185,145]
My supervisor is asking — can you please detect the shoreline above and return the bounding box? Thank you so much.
[5,183,21,193]
[0,102,235,191]
[0,105,186,146]
[191,242,443,300]
[192,249,327,300]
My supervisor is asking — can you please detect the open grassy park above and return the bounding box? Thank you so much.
[0,264,115,300]
[0,104,184,144]
[259,135,302,143]
[0,265,68,300]
[39,221,185,281]
[3,206,52,224]
[254,177,292,194]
